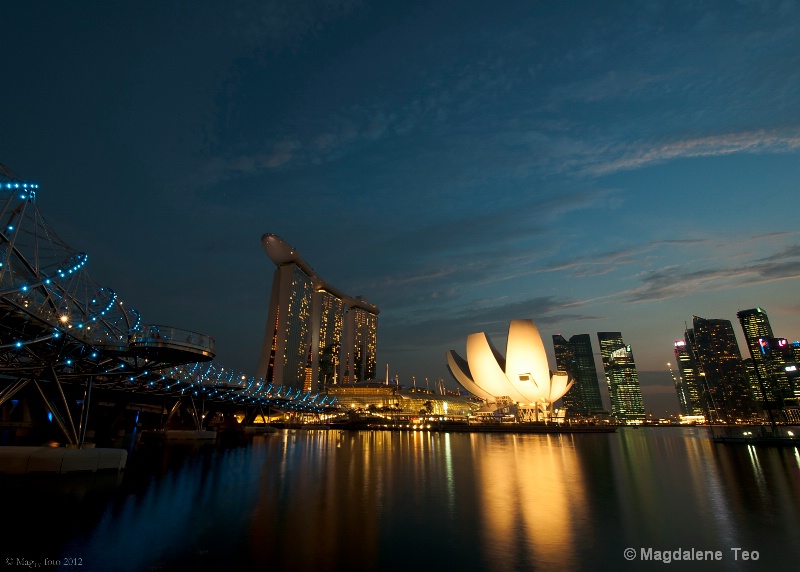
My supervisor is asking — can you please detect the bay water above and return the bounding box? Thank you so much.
[4,427,799,571]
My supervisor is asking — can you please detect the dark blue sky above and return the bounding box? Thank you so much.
[3,1,799,414]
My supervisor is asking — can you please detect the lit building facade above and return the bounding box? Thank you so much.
[260,262,314,391]
[736,307,795,405]
[325,383,479,417]
[597,332,645,423]
[343,303,378,384]
[673,335,704,416]
[689,316,756,423]
[256,234,379,393]
[553,334,604,417]
[312,290,345,387]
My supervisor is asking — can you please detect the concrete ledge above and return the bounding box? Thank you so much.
[141,429,217,441]
[164,430,217,440]
[0,446,127,474]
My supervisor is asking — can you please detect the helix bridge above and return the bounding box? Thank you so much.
[0,166,337,445]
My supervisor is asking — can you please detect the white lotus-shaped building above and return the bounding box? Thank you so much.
[446,320,573,417]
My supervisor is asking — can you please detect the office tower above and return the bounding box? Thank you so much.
[673,336,704,416]
[256,235,379,393]
[737,307,793,404]
[552,335,576,413]
[597,332,645,423]
[553,334,604,417]
[737,307,776,401]
[690,316,755,423]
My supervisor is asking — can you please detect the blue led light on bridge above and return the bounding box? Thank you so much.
[3,183,39,189]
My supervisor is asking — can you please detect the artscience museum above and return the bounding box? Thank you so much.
[446,319,574,421]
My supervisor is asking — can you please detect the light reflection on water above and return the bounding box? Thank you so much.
[4,428,799,571]
[469,434,587,570]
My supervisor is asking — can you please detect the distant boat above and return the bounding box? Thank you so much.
[712,426,799,447]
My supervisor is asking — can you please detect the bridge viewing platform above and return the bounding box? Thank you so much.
[129,325,215,363]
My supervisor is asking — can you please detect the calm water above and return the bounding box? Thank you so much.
[3,427,800,571]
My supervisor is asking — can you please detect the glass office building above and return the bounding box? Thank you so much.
[689,316,756,423]
[553,334,604,417]
[597,332,645,423]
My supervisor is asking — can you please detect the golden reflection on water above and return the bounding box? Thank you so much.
[242,428,800,570]
[23,424,796,572]
[249,430,413,570]
[469,433,588,570]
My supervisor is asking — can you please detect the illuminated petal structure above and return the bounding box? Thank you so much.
[446,320,574,408]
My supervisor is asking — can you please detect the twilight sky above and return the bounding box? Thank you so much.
[3,1,800,415]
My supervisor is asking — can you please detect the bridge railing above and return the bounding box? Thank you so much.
[131,324,216,354]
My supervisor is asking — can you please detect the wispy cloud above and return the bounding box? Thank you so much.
[586,129,800,176]
[542,239,708,278]
[623,248,800,302]
[233,0,364,48]
[344,187,617,313]
[551,69,671,105]
[382,295,599,351]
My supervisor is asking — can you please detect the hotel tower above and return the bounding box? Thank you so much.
[256,234,379,393]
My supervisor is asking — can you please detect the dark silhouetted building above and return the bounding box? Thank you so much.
[689,316,756,423]
[597,332,645,423]
[553,334,604,417]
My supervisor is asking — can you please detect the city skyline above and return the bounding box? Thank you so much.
[2,2,799,416]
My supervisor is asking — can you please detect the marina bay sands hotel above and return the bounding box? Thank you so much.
[255,234,379,393]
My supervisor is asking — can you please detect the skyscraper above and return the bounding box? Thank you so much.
[312,289,345,387]
[673,335,704,417]
[597,332,645,423]
[689,316,755,423]
[256,234,379,393]
[259,261,313,391]
[736,307,794,405]
[345,302,379,384]
[553,334,604,417]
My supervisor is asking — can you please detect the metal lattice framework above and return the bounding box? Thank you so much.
[0,167,336,443]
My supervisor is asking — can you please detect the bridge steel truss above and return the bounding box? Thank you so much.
[0,168,336,444]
